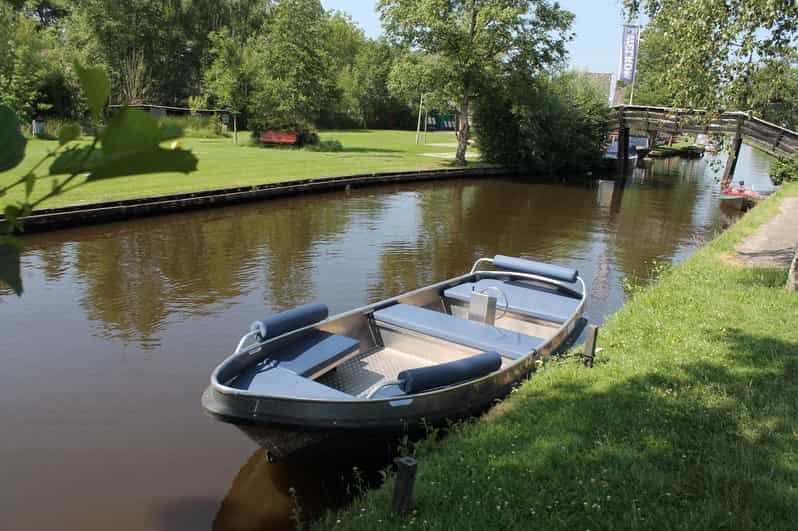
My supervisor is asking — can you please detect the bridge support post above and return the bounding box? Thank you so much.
[721,118,744,187]
[619,126,630,172]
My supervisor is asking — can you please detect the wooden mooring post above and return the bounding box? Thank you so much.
[391,457,418,515]
[583,325,599,368]
[619,126,630,172]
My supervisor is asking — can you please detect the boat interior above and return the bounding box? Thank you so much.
[214,256,584,401]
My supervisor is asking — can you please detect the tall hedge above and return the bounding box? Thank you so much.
[474,71,609,174]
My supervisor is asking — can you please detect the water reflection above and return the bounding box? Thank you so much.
[0,144,773,531]
[214,449,383,531]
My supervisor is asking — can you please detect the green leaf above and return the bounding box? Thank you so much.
[158,122,183,142]
[50,110,196,180]
[58,123,82,146]
[74,63,110,118]
[49,146,97,176]
[24,172,34,198]
[0,105,27,173]
[0,236,24,296]
[87,148,198,180]
[101,109,184,153]
[83,109,197,180]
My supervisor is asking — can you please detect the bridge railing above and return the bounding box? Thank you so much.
[608,105,798,158]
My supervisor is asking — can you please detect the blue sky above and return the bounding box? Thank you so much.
[321,0,636,75]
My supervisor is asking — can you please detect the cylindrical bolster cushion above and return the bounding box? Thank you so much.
[250,302,329,340]
[493,255,578,283]
[398,351,502,394]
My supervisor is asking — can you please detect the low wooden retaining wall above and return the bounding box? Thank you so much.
[9,166,514,233]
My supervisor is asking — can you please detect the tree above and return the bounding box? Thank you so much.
[624,0,798,111]
[353,39,415,129]
[0,4,57,121]
[319,11,366,128]
[247,0,335,131]
[22,0,69,28]
[378,0,574,165]
[65,0,231,106]
[748,59,798,130]
[203,28,254,116]
[474,70,609,173]
[630,24,683,107]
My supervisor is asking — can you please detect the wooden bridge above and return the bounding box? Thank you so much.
[608,105,798,185]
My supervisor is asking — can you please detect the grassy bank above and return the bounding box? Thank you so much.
[0,130,475,210]
[316,182,798,530]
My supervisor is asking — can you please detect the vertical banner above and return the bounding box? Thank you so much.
[619,25,640,83]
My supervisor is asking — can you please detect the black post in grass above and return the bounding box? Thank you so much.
[391,457,418,515]
[583,325,599,368]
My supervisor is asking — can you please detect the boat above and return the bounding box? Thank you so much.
[603,138,641,162]
[684,145,705,158]
[630,136,650,158]
[202,255,587,460]
[720,181,768,210]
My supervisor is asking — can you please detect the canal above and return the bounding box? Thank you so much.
[0,145,772,530]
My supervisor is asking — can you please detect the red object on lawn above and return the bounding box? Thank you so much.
[259,130,298,145]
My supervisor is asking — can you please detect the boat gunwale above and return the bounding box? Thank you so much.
[206,268,586,405]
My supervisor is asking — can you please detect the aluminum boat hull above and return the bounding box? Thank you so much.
[203,260,587,460]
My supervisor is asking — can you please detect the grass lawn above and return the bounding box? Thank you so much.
[315,181,798,530]
[0,130,476,210]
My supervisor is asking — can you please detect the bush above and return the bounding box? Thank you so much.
[770,153,798,185]
[473,71,609,174]
[305,139,343,152]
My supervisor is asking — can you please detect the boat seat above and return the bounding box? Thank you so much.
[444,278,581,324]
[230,366,354,400]
[240,329,360,379]
[373,303,542,360]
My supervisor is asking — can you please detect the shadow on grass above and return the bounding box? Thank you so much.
[732,267,788,288]
[399,330,798,529]
[338,147,403,154]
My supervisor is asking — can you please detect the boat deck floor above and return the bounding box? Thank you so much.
[317,311,559,396]
[318,347,435,396]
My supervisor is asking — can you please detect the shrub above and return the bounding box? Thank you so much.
[305,139,343,152]
[770,153,798,185]
[473,71,609,174]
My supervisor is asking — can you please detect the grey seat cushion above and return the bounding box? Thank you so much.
[444,278,581,324]
[231,366,354,399]
[234,329,359,391]
[270,329,360,376]
[373,303,542,360]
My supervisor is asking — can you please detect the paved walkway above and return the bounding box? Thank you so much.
[735,197,798,267]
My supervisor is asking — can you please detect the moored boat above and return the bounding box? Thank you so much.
[603,137,643,162]
[202,255,587,460]
[720,181,768,211]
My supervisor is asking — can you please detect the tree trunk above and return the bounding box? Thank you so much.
[455,94,469,166]
[788,248,798,293]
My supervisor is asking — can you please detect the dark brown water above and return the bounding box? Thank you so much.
[0,146,772,531]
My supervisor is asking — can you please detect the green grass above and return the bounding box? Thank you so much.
[315,182,798,530]
[0,130,473,210]
[651,140,698,155]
